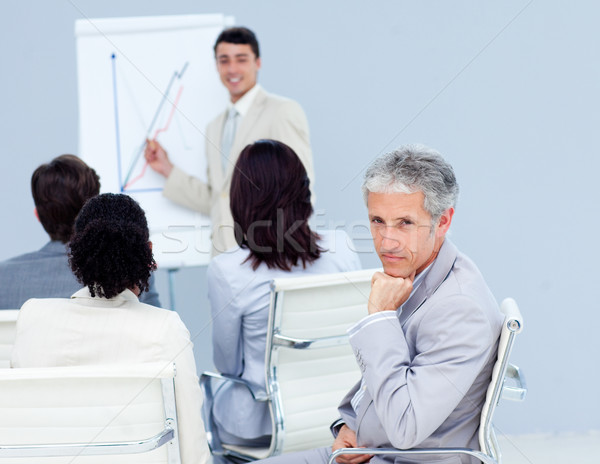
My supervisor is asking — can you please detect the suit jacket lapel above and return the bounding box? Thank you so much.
[398,239,458,326]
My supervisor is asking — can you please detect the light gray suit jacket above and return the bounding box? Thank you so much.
[0,241,161,309]
[338,239,503,464]
[162,87,313,254]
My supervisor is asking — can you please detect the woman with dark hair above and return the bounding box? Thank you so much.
[207,140,361,446]
[11,193,210,464]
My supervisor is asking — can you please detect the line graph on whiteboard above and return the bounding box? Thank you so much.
[110,53,193,193]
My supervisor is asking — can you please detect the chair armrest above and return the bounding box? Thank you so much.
[0,428,174,457]
[200,371,269,456]
[327,447,496,464]
[200,371,268,402]
[273,333,349,350]
[501,363,527,401]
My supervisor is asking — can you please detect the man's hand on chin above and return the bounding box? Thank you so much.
[368,270,415,314]
[331,425,373,464]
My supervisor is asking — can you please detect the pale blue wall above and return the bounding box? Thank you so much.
[1,0,598,435]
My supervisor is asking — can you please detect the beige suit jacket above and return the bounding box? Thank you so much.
[163,87,313,254]
[11,288,210,464]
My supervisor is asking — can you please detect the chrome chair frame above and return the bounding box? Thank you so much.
[200,372,269,461]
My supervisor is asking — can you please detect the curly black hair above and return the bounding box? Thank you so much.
[68,193,156,299]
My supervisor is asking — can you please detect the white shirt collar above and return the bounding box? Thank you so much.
[229,83,261,118]
[71,287,139,302]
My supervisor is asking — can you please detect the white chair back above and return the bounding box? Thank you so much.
[266,268,378,454]
[0,363,180,464]
[0,310,19,368]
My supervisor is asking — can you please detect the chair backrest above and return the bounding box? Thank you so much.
[264,268,378,455]
[0,363,180,464]
[0,310,19,368]
[478,297,525,460]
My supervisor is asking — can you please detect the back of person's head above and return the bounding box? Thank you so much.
[214,26,260,58]
[68,193,155,299]
[31,154,100,244]
[362,144,459,223]
[230,139,321,271]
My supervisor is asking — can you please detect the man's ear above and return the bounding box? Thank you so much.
[34,208,40,223]
[436,207,454,237]
[148,241,153,251]
[256,56,262,70]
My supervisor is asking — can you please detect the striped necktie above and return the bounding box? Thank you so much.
[221,107,239,172]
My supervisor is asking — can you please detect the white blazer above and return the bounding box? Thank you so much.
[11,288,211,464]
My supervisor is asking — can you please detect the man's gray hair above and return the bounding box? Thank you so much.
[362,144,459,222]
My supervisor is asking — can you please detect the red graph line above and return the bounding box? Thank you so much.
[152,85,184,140]
[124,85,184,190]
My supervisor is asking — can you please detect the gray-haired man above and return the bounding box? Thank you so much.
[255,145,503,464]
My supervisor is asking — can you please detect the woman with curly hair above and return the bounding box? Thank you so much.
[11,193,210,464]
[207,140,361,447]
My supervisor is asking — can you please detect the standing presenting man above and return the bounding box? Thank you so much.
[255,145,503,464]
[144,27,313,254]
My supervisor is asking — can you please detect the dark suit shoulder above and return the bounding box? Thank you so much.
[0,251,40,265]
[0,245,79,309]
[1,244,62,265]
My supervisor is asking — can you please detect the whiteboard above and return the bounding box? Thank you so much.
[75,14,233,268]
